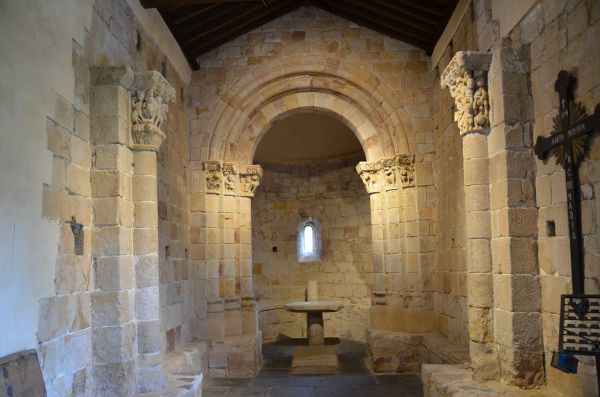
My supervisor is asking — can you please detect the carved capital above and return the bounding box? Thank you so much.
[441,51,492,136]
[222,162,238,195]
[379,157,398,191]
[396,154,415,188]
[129,71,176,152]
[356,161,382,194]
[239,165,263,197]
[203,161,222,194]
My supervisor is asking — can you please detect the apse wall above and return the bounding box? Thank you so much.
[252,157,372,343]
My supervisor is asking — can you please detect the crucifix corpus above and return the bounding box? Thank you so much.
[534,70,600,382]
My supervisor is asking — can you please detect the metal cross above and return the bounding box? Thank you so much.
[534,70,600,295]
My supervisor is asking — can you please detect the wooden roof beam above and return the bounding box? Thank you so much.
[189,0,300,60]
[141,0,257,9]
[345,0,436,34]
[316,1,432,48]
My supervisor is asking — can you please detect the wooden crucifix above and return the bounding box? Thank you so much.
[534,70,600,296]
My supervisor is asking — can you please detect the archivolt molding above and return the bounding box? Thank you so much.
[199,56,419,164]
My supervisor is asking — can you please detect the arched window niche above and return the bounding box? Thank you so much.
[297,217,322,262]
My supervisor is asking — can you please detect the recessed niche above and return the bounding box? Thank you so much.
[69,217,84,256]
[546,220,556,237]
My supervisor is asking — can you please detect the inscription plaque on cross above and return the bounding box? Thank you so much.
[534,70,600,295]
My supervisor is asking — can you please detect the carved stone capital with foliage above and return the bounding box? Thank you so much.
[129,71,176,152]
[222,162,239,195]
[240,165,263,197]
[203,161,222,194]
[379,157,398,191]
[396,154,415,188]
[441,51,492,136]
[356,161,382,194]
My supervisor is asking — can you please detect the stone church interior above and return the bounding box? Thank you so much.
[1,0,600,396]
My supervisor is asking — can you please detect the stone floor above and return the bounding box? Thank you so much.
[203,339,423,397]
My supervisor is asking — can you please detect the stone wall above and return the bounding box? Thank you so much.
[431,2,478,350]
[31,0,193,395]
[524,0,600,395]
[252,157,372,343]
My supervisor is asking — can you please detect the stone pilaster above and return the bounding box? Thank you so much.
[202,162,263,339]
[90,66,136,397]
[128,71,175,393]
[487,44,543,387]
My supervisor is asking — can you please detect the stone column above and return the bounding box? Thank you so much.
[356,161,386,308]
[202,160,225,340]
[239,165,263,335]
[441,51,499,380]
[90,66,137,396]
[222,162,242,337]
[128,71,175,393]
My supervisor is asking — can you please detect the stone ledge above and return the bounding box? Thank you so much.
[422,364,562,397]
[421,334,470,365]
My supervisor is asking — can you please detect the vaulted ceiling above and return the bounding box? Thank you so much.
[140,0,458,70]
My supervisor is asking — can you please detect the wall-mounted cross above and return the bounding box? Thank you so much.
[534,70,600,295]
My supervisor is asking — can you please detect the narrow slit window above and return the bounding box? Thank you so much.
[298,217,321,262]
[303,224,314,254]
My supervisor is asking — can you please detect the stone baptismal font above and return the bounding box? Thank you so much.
[284,281,344,374]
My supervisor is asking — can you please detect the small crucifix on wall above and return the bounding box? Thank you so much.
[535,70,600,377]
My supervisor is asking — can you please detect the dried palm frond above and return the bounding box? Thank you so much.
[549,101,589,165]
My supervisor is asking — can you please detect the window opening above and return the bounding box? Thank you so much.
[303,224,315,254]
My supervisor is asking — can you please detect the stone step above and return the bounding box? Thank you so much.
[137,340,207,397]
[163,340,208,375]
[135,373,203,397]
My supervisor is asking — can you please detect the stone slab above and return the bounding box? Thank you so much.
[284,301,344,313]
[0,350,46,397]
[291,346,339,375]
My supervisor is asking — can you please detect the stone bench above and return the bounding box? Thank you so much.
[422,364,559,397]
[0,350,46,397]
[366,329,469,373]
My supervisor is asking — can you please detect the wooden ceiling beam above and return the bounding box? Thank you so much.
[169,3,223,24]
[345,0,436,34]
[175,2,251,34]
[369,0,440,25]
[141,0,256,9]
[184,2,265,45]
[393,0,447,17]
[316,0,432,47]
[189,0,300,60]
